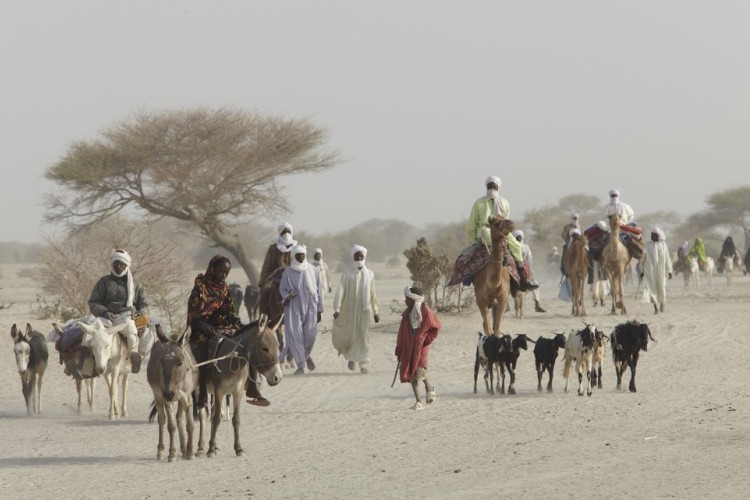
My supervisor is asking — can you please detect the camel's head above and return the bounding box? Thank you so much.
[487,215,514,241]
[608,212,622,229]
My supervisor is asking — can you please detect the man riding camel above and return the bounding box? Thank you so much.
[466,176,538,292]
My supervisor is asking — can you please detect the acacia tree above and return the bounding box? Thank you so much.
[45,108,341,284]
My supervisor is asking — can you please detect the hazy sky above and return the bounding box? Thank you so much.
[3,1,750,243]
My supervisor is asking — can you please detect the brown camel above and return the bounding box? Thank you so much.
[472,215,514,335]
[563,233,589,317]
[602,213,632,315]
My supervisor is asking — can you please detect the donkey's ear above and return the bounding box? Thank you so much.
[25,323,34,337]
[176,329,189,346]
[154,324,170,344]
[11,324,19,340]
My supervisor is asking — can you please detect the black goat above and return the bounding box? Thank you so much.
[243,284,261,322]
[498,334,535,395]
[533,333,567,392]
[473,333,512,395]
[611,320,655,393]
[229,283,244,314]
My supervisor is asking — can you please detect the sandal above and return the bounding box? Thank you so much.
[411,402,424,410]
[246,397,270,407]
[426,389,436,404]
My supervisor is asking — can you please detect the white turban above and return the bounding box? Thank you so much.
[314,248,323,256]
[351,244,368,259]
[571,213,579,221]
[110,249,131,267]
[651,227,666,242]
[289,244,316,295]
[110,249,134,309]
[609,188,621,197]
[404,286,425,329]
[485,176,502,189]
[276,222,297,252]
[512,230,524,240]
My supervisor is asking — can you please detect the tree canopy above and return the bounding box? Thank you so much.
[45,107,341,283]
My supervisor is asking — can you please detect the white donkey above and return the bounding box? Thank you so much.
[79,319,134,420]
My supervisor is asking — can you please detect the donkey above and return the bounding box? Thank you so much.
[52,322,99,415]
[147,324,198,461]
[78,319,134,420]
[11,324,49,415]
[197,319,283,458]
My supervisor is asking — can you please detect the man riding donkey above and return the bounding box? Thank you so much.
[54,249,151,379]
[450,175,539,292]
[188,255,270,408]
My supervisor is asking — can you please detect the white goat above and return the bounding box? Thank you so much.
[562,325,597,396]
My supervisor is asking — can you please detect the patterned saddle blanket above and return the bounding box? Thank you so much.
[447,242,532,287]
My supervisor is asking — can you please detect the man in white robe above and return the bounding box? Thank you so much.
[311,248,332,295]
[279,245,323,375]
[640,227,673,314]
[332,244,380,374]
[604,188,635,224]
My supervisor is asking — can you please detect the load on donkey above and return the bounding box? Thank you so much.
[447,215,537,335]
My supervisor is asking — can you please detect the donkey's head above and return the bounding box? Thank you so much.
[153,325,193,402]
[241,319,282,387]
[80,320,113,375]
[11,324,31,374]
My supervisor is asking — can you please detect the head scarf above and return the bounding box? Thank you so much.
[609,188,621,197]
[290,244,317,295]
[485,176,502,189]
[351,244,373,311]
[276,222,297,252]
[722,236,736,257]
[404,286,424,329]
[110,249,134,309]
[187,255,232,326]
[651,227,666,242]
[512,230,524,240]
[313,248,323,261]
[571,212,579,221]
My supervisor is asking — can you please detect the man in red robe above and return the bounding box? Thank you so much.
[394,286,441,410]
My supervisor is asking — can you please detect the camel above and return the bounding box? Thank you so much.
[601,213,632,315]
[562,233,589,317]
[472,215,514,335]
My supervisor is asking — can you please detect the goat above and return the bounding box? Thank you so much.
[533,333,567,392]
[473,333,512,395]
[611,320,655,393]
[498,334,535,395]
[562,324,597,396]
[590,329,609,389]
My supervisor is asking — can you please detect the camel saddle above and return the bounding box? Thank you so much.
[447,242,533,287]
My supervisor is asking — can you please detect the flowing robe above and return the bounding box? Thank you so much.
[331,267,379,364]
[641,240,673,306]
[395,304,440,383]
[311,259,332,295]
[279,265,323,365]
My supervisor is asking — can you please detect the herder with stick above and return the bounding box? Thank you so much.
[394,286,441,410]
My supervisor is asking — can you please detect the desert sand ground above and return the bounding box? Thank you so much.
[1,261,748,500]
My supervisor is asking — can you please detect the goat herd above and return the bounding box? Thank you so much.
[474,320,655,398]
